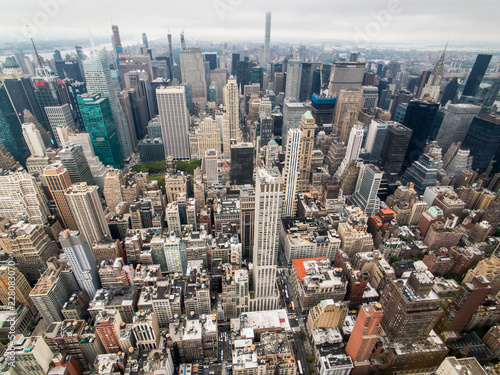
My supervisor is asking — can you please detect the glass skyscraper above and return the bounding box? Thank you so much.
[78,93,123,169]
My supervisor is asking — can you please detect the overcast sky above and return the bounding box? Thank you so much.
[2,0,500,48]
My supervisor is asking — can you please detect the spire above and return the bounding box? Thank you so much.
[24,19,43,68]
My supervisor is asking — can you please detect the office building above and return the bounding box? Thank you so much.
[251,168,283,311]
[78,93,124,169]
[307,300,348,330]
[0,265,33,308]
[403,99,439,167]
[328,62,365,97]
[333,89,363,143]
[58,143,96,186]
[462,54,492,97]
[0,170,49,225]
[282,128,301,217]
[156,86,190,160]
[379,123,413,182]
[379,272,443,342]
[402,153,440,195]
[22,122,46,158]
[223,78,240,150]
[335,124,364,177]
[65,182,111,246]
[462,113,500,174]
[60,230,102,298]
[365,119,388,163]
[94,309,123,353]
[83,48,133,159]
[297,111,315,192]
[421,47,446,100]
[138,137,164,163]
[310,93,336,126]
[349,164,383,216]
[180,47,207,104]
[7,335,54,375]
[285,60,302,100]
[230,143,254,185]
[435,104,481,153]
[43,163,78,230]
[362,85,379,110]
[44,104,75,148]
[435,275,491,334]
[29,259,79,323]
[282,100,311,146]
[345,303,383,367]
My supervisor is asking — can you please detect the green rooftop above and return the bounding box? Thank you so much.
[303,110,314,120]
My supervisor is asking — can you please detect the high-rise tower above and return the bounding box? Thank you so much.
[179,47,207,104]
[83,48,133,159]
[334,88,363,143]
[349,164,383,216]
[251,168,283,311]
[223,78,240,151]
[282,128,302,217]
[297,111,315,192]
[156,86,190,160]
[462,54,492,97]
[285,60,302,100]
[421,46,446,100]
[264,12,271,70]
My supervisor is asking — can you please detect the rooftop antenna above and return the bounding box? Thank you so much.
[24,16,43,68]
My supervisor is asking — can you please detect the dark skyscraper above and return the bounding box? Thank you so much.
[462,54,492,97]
[231,53,240,76]
[230,143,254,185]
[440,78,458,106]
[462,113,500,174]
[55,60,84,82]
[403,99,439,167]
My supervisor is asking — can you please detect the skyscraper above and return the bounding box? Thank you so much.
[345,303,383,367]
[328,62,365,97]
[379,123,413,182]
[285,60,302,100]
[297,111,315,192]
[349,164,383,216]
[60,230,102,298]
[83,48,133,159]
[156,86,190,160]
[282,128,301,217]
[252,168,283,311]
[230,143,254,185]
[22,122,46,157]
[435,103,481,153]
[421,46,446,100]
[58,144,96,186]
[401,153,439,195]
[282,100,311,146]
[43,163,78,230]
[264,12,271,70]
[462,112,500,174]
[335,124,364,177]
[403,99,439,167]
[462,54,492,97]
[334,88,363,143]
[0,265,33,308]
[65,182,111,246]
[365,119,388,163]
[44,104,76,148]
[179,47,207,104]
[223,78,240,151]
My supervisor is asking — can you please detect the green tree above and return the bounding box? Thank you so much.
[306,355,314,363]
[299,330,307,341]
[389,256,401,264]
[309,364,316,373]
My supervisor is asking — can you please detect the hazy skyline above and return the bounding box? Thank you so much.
[1,0,500,48]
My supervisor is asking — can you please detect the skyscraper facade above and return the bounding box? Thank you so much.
[179,48,207,103]
[334,89,363,143]
[83,48,133,159]
[349,164,383,216]
[156,86,190,160]
[22,122,46,158]
[335,124,364,177]
[60,230,102,298]
[43,163,78,230]
[297,111,315,192]
[462,54,492,97]
[230,143,254,185]
[44,104,76,148]
[282,100,311,146]
[65,182,111,246]
[282,128,301,217]
[435,103,481,153]
[58,143,96,186]
[223,78,240,150]
[264,12,271,70]
[328,62,365,97]
[379,123,413,182]
[285,60,302,100]
[252,168,283,311]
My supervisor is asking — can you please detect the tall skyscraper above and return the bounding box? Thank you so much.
[349,164,383,215]
[282,100,311,146]
[435,103,481,153]
[379,123,413,182]
[335,124,364,177]
[365,119,388,163]
[60,230,102,298]
[65,182,111,246]
[401,153,439,195]
[252,168,283,311]
[204,149,218,185]
[403,99,439,167]
[297,111,315,192]
[282,128,301,217]
[462,113,500,174]
[22,122,46,157]
[0,265,33,308]
[78,93,124,169]
[230,143,254,185]
[43,163,78,230]
[179,48,207,104]
[285,60,302,100]
[45,104,76,148]
[0,170,49,225]
[328,62,365,97]
[103,168,125,213]
[264,12,271,70]
[142,32,149,48]
[58,144,96,186]
[0,83,30,164]
[421,47,446,100]
[345,303,383,367]
[334,88,363,143]
[156,86,190,159]
[83,48,133,159]
[462,54,492,97]
[223,78,240,151]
